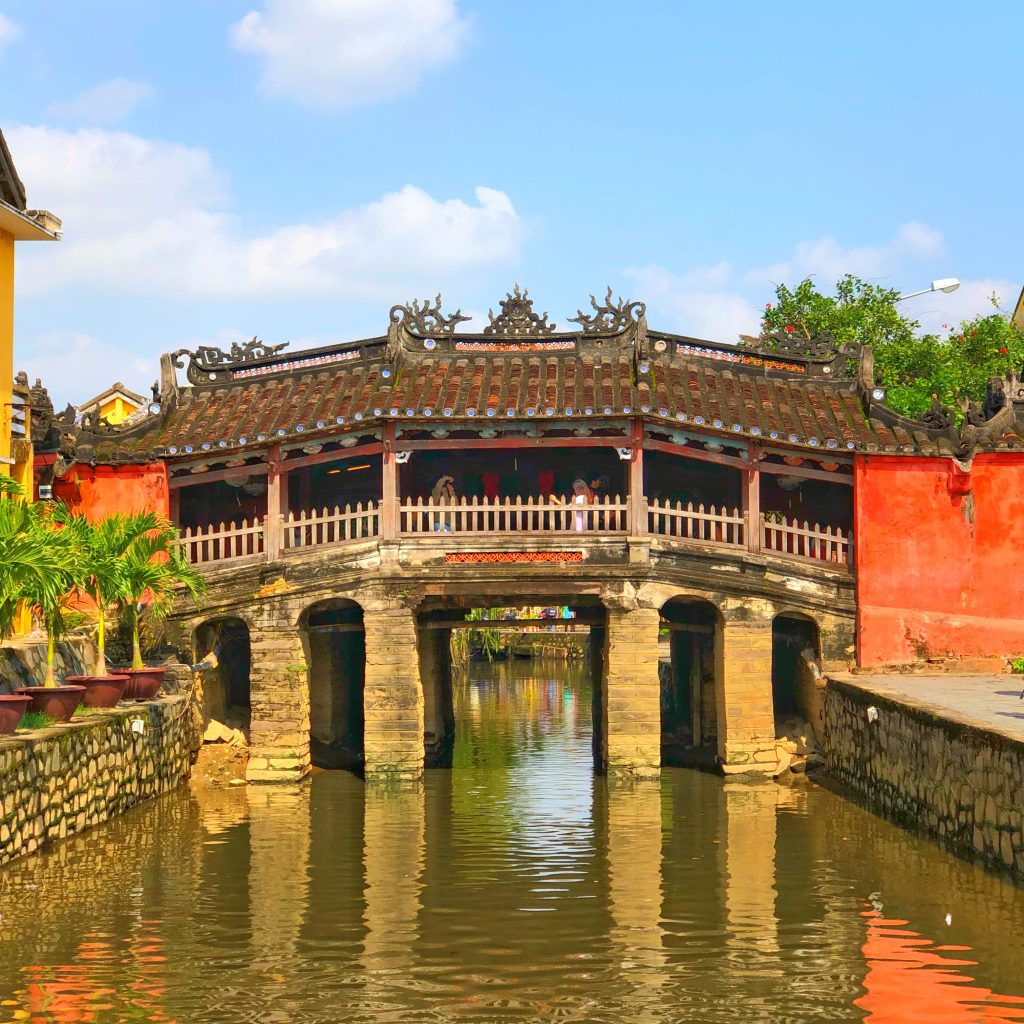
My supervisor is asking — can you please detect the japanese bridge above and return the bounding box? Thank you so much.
[57,285,929,784]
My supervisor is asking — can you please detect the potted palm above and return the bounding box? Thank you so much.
[117,517,206,699]
[61,511,163,708]
[0,479,83,729]
[13,498,88,722]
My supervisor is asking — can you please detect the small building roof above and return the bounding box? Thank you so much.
[77,382,148,413]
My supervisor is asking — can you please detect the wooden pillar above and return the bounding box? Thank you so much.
[745,447,761,553]
[628,417,646,536]
[168,486,180,526]
[381,423,398,541]
[717,616,777,774]
[265,444,286,560]
[603,605,661,779]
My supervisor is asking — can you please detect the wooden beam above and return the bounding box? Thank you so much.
[660,621,714,635]
[282,442,383,474]
[758,461,853,486]
[169,462,268,490]
[642,437,749,472]
[419,614,606,629]
[395,435,626,452]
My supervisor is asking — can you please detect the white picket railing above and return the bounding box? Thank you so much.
[647,500,745,547]
[761,514,851,566]
[281,502,380,552]
[179,518,265,565]
[178,498,851,571]
[398,495,629,535]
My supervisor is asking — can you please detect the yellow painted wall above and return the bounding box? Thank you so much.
[97,394,142,425]
[0,228,13,473]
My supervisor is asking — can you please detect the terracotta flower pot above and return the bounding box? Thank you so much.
[121,667,166,700]
[65,675,128,709]
[0,694,32,735]
[14,685,86,723]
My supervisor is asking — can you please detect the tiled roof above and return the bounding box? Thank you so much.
[72,332,958,463]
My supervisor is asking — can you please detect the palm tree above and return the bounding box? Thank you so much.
[18,500,80,685]
[0,478,64,643]
[55,510,163,677]
[117,518,207,669]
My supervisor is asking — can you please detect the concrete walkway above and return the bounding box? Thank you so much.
[829,672,1024,742]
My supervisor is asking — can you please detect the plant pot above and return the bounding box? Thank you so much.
[121,667,166,700]
[64,675,129,709]
[0,695,32,735]
[14,685,86,722]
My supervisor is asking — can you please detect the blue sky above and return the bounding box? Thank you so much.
[1,0,1021,405]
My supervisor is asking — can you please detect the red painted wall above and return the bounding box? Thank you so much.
[52,463,170,521]
[855,454,1024,666]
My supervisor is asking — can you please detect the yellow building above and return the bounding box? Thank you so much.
[1,128,60,492]
[78,382,147,426]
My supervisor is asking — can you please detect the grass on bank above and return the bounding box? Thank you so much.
[17,711,55,730]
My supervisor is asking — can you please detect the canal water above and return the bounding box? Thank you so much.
[2,661,1024,1022]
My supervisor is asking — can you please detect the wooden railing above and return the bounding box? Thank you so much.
[178,498,851,571]
[281,503,380,552]
[398,495,629,535]
[647,501,745,547]
[179,518,266,565]
[761,515,850,566]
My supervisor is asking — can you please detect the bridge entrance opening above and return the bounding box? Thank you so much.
[303,600,366,771]
[772,613,821,734]
[660,598,722,766]
[418,601,608,772]
[193,617,251,735]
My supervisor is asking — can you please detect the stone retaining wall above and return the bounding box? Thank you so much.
[823,678,1024,877]
[0,639,92,693]
[0,696,196,867]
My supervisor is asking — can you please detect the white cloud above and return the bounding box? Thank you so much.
[900,278,1020,335]
[46,79,154,125]
[628,224,1007,343]
[15,331,155,410]
[625,263,762,342]
[0,12,21,53]
[230,0,469,110]
[8,125,523,300]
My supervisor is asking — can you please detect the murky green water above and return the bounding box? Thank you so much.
[3,660,1024,1022]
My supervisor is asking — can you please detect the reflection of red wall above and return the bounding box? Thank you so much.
[53,462,170,521]
[856,454,1024,666]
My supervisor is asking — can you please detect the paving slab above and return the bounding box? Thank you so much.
[828,672,1024,742]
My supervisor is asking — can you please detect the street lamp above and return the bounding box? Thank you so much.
[896,278,960,302]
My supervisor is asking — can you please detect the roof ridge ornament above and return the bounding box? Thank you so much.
[485,284,554,336]
[389,294,471,337]
[757,327,839,360]
[172,337,290,385]
[568,287,647,335]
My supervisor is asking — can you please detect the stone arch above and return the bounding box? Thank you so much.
[660,595,724,765]
[299,598,366,771]
[192,616,252,732]
[771,610,822,738]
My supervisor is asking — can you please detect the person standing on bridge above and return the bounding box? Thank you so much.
[432,474,456,531]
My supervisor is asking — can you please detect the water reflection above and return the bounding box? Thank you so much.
[1,658,1023,1022]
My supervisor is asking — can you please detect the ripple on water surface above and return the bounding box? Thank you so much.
[1,659,1024,1022]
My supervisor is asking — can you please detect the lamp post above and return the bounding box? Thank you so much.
[896,278,960,302]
